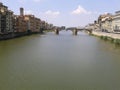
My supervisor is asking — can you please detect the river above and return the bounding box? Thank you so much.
[0,30,120,90]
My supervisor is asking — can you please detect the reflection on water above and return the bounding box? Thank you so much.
[0,31,120,90]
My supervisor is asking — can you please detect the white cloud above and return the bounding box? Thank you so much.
[45,10,60,17]
[72,5,91,15]
[39,10,60,26]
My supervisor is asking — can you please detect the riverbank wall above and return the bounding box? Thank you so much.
[92,31,120,45]
[0,32,42,41]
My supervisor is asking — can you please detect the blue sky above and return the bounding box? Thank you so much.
[1,0,120,27]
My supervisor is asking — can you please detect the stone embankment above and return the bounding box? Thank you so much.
[0,32,42,40]
[92,31,120,45]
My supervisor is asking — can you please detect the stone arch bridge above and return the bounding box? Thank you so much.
[54,28,92,35]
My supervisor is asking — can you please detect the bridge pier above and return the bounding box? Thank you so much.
[73,29,78,35]
[55,29,59,35]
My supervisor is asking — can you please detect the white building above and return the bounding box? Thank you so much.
[112,11,120,32]
[98,13,112,32]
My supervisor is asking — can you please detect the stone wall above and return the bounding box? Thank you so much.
[92,31,120,39]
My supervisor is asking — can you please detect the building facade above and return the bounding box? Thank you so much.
[14,15,28,33]
[0,2,14,34]
[24,15,41,32]
[14,8,41,33]
[34,17,41,32]
[40,20,46,29]
[98,13,113,32]
[112,11,120,32]
[0,12,1,33]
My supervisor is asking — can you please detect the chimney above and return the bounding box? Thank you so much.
[20,7,24,16]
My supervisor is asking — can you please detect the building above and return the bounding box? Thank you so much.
[14,15,28,33]
[20,7,24,16]
[24,15,41,32]
[0,11,1,33]
[0,3,53,36]
[14,8,28,33]
[14,7,41,33]
[85,23,95,30]
[47,23,53,30]
[45,23,54,30]
[112,11,120,32]
[24,15,35,32]
[40,20,46,29]
[0,2,14,34]
[98,13,113,32]
[34,17,41,32]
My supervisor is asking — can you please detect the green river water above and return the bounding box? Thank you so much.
[0,31,120,90]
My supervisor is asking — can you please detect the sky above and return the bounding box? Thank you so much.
[1,0,120,27]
